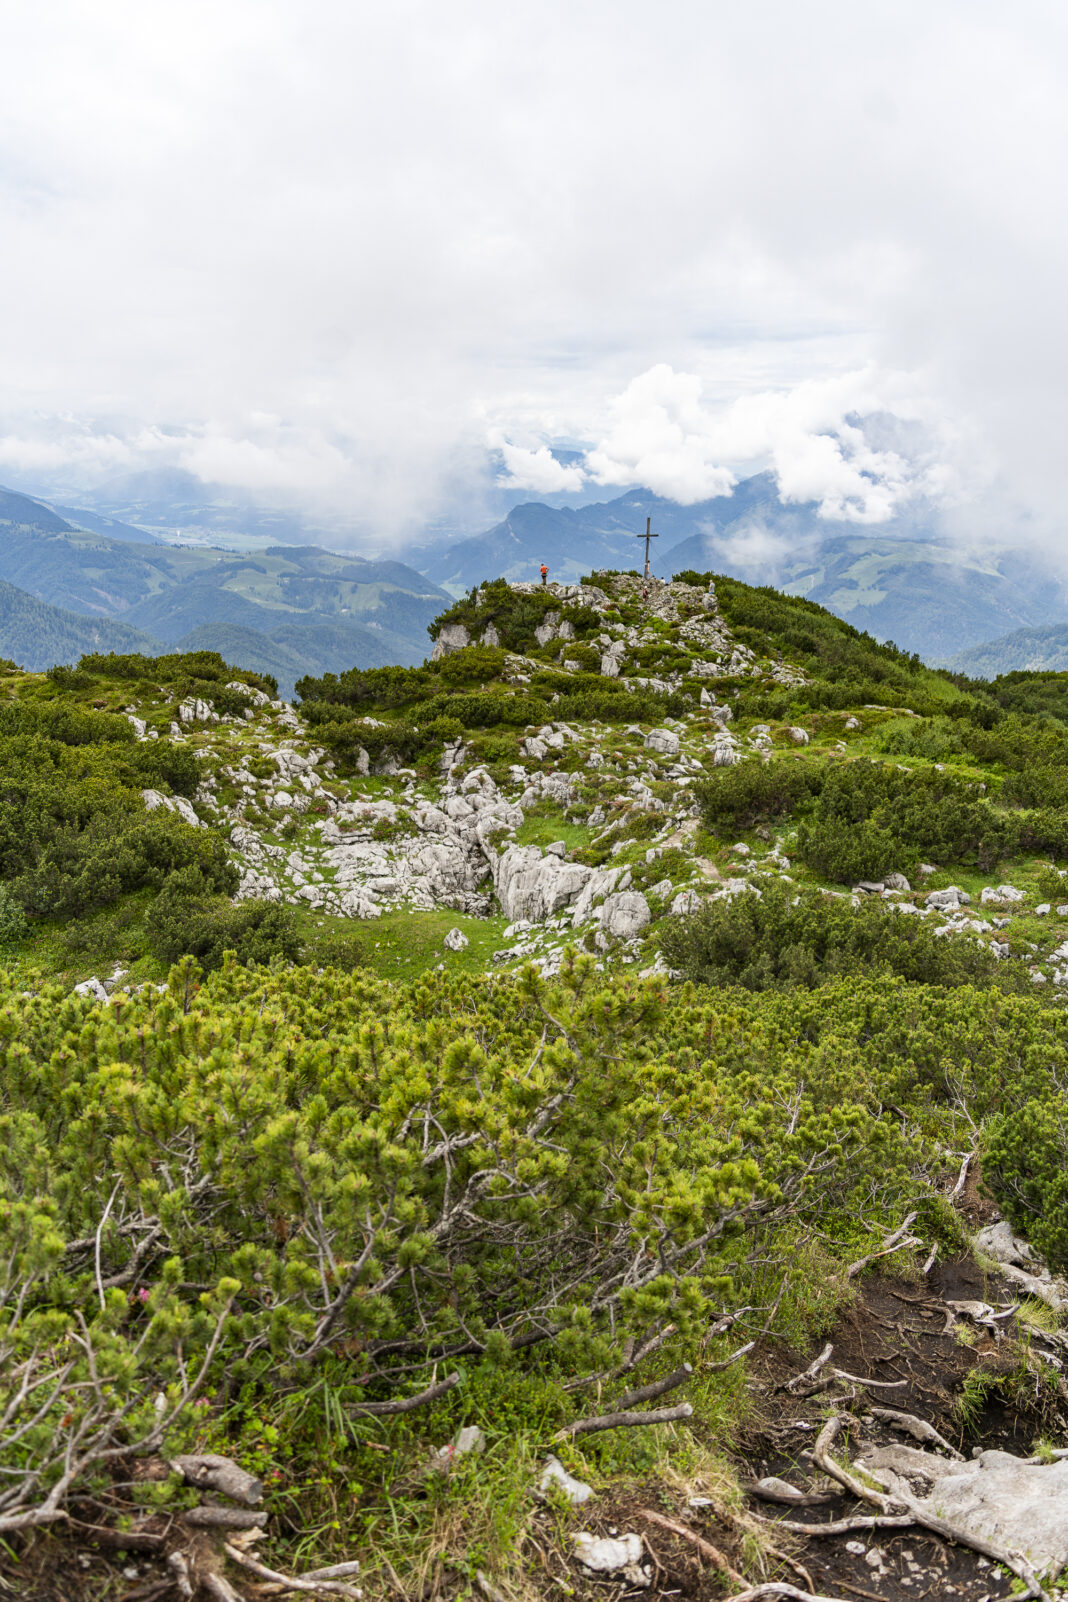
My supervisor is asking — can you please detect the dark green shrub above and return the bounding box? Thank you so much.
[695,759,825,832]
[985,1096,1068,1271]
[795,760,1014,882]
[660,882,1023,992]
[149,874,300,970]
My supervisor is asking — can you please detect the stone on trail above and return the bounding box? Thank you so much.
[572,1531,645,1574]
[538,1456,593,1505]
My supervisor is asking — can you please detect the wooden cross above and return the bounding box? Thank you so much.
[636,516,658,580]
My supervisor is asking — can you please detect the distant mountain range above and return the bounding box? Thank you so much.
[5,467,1068,683]
[0,484,449,693]
[941,624,1068,678]
[400,473,1068,660]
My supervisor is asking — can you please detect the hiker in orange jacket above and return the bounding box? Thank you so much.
[540,564,548,586]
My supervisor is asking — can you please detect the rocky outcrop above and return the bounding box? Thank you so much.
[493,845,593,923]
[431,623,471,660]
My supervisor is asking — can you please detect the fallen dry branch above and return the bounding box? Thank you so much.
[616,1364,692,1409]
[552,1401,693,1442]
[705,1339,756,1373]
[184,1506,269,1530]
[867,1406,963,1458]
[948,1147,977,1201]
[223,1541,362,1597]
[637,1509,747,1586]
[167,1551,194,1600]
[474,1573,508,1602]
[721,1586,855,1602]
[812,1415,1052,1602]
[349,1371,460,1417]
[204,1575,245,1602]
[755,1511,914,1537]
[170,1454,263,1506]
[844,1212,920,1280]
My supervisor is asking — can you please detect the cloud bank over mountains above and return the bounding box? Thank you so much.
[0,1,1065,551]
[498,364,958,523]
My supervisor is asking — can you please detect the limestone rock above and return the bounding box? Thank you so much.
[644,727,680,757]
[177,697,219,726]
[494,845,593,923]
[444,927,469,952]
[980,884,1025,906]
[538,1456,593,1505]
[74,977,108,1002]
[926,886,971,909]
[599,891,651,940]
[430,623,471,661]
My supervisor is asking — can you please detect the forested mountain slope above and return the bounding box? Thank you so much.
[0,577,161,667]
[0,510,450,690]
[6,574,1068,1600]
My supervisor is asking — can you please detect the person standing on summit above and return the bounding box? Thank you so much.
[540,564,548,586]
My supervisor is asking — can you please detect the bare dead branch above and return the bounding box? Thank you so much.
[844,1212,919,1280]
[785,1343,833,1394]
[184,1506,269,1529]
[169,1455,263,1506]
[706,1339,756,1373]
[348,1371,460,1417]
[616,1364,692,1410]
[223,1541,362,1598]
[552,1401,693,1442]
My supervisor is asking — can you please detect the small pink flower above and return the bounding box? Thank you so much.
[137,1287,151,1304]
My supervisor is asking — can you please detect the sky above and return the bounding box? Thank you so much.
[0,0,1066,547]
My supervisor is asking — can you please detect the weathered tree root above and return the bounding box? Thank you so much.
[754,1511,914,1537]
[637,1509,747,1587]
[616,1363,693,1409]
[867,1405,963,1458]
[811,1414,1052,1602]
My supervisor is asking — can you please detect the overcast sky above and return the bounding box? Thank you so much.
[0,0,1066,544]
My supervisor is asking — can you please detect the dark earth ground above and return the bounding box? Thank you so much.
[6,1245,1064,1602]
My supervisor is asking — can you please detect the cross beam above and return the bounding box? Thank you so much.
[636,516,659,580]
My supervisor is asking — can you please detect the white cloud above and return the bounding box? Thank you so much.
[492,439,586,494]
[581,363,950,520]
[584,367,738,504]
[0,1,1065,548]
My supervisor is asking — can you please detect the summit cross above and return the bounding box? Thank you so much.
[636,516,659,580]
